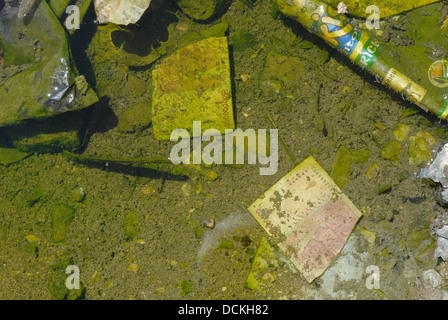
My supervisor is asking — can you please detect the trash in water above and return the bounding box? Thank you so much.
[245,237,279,292]
[94,0,152,25]
[324,0,443,18]
[0,0,98,126]
[418,143,448,205]
[429,212,448,261]
[151,37,234,141]
[248,156,362,283]
[275,0,448,121]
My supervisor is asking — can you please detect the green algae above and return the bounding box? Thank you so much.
[178,0,230,21]
[48,256,85,300]
[232,29,258,52]
[380,140,402,163]
[331,146,370,189]
[3,111,83,153]
[26,188,44,208]
[408,136,432,167]
[48,0,72,18]
[218,239,234,250]
[12,131,80,154]
[200,18,229,39]
[0,148,30,165]
[63,151,219,180]
[393,123,411,142]
[51,204,75,243]
[124,211,141,241]
[377,184,392,195]
[259,51,305,97]
[117,103,152,133]
[245,237,278,292]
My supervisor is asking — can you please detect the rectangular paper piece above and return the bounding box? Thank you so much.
[248,156,362,283]
[151,37,234,141]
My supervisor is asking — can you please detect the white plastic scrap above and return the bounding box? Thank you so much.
[337,2,348,14]
[422,269,442,288]
[419,143,448,203]
[434,236,448,261]
[430,214,448,261]
[419,144,448,261]
[94,0,152,25]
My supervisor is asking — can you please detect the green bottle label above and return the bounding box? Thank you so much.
[351,33,381,69]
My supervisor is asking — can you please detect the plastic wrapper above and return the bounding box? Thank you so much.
[275,0,448,120]
[0,0,98,126]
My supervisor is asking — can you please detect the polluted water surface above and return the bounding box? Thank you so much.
[2,0,448,301]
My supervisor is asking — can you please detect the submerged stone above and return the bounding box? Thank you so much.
[151,37,234,140]
[48,256,85,300]
[179,279,194,297]
[125,75,148,97]
[218,239,234,250]
[117,103,152,133]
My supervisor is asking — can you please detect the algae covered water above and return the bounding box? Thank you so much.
[1,0,448,300]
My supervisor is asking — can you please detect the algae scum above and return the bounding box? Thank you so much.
[2,0,448,300]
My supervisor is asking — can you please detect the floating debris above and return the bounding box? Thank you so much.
[151,37,234,140]
[94,0,152,25]
[203,218,215,229]
[430,212,448,261]
[0,0,98,126]
[245,237,278,292]
[418,143,448,205]
[248,156,362,283]
[325,0,443,18]
[275,0,448,121]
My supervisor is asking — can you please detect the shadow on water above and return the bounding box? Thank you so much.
[69,1,98,90]
[76,97,118,153]
[21,0,42,26]
[63,157,189,182]
[110,0,179,57]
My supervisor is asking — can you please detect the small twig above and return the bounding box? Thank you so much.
[260,104,298,167]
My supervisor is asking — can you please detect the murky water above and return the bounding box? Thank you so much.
[1,0,448,300]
